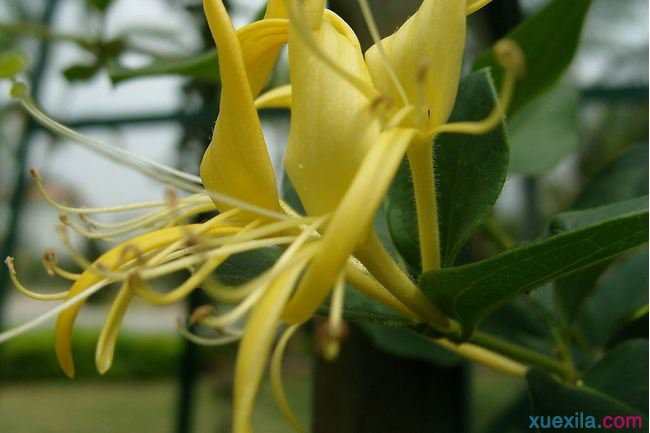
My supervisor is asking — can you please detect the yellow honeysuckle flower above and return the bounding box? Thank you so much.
[252,0,524,331]
[1,2,417,432]
[0,1,527,432]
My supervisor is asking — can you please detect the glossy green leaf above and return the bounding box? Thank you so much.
[108,50,218,83]
[509,82,579,175]
[386,69,509,270]
[475,0,592,113]
[421,198,648,337]
[0,50,26,78]
[527,369,647,433]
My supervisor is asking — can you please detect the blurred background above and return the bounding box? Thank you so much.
[0,0,647,432]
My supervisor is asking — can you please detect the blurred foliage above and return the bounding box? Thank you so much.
[0,330,182,381]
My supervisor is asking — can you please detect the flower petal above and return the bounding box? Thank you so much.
[365,0,467,128]
[255,84,292,109]
[233,259,307,433]
[238,18,289,97]
[200,0,285,216]
[95,278,134,374]
[284,10,379,216]
[282,127,417,324]
[55,224,227,378]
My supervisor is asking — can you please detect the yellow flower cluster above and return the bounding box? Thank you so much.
[2,1,526,432]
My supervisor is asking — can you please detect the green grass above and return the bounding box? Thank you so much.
[0,373,312,433]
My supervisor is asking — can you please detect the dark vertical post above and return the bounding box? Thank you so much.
[174,3,225,431]
[0,0,60,327]
[313,327,467,433]
[175,291,203,433]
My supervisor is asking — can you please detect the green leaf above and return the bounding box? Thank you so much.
[581,250,649,347]
[583,340,648,413]
[86,0,113,12]
[360,323,459,366]
[386,69,509,270]
[549,196,648,233]
[553,261,610,322]
[62,63,100,82]
[574,143,649,210]
[475,0,592,113]
[527,369,647,433]
[214,248,280,286]
[337,287,411,327]
[554,148,648,320]
[0,50,27,78]
[335,290,458,365]
[509,82,579,175]
[108,50,218,83]
[421,198,648,337]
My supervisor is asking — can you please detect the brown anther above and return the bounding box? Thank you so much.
[29,168,40,179]
[42,250,57,276]
[164,187,178,209]
[4,256,16,274]
[58,213,70,225]
[79,214,97,229]
[189,305,216,325]
[314,318,349,361]
[43,249,57,264]
[120,244,145,265]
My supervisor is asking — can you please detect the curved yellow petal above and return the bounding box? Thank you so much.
[54,224,232,378]
[264,0,287,19]
[365,0,467,129]
[282,128,416,324]
[255,84,292,110]
[238,19,289,97]
[200,0,284,216]
[467,0,493,15]
[284,10,379,216]
[95,279,133,374]
[233,259,307,433]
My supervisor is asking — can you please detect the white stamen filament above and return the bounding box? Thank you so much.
[14,91,288,221]
[5,257,70,301]
[0,279,111,344]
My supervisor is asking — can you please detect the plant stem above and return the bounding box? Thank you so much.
[471,331,573,379]
[407,139,441,272]
[431,338,527,377]
[355,233,449,331]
